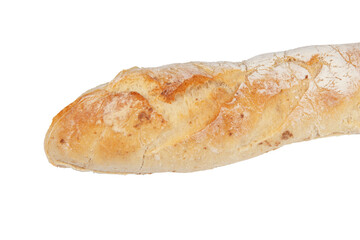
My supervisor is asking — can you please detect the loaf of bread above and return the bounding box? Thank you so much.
[44,43,360,174]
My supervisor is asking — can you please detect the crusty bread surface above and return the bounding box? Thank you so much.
[44,43,360,174]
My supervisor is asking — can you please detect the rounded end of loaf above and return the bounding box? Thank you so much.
[44,86,167,174]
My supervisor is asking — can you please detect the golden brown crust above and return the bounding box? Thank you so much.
[45,43,360,174]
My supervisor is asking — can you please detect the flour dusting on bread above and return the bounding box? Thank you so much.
[45,43,360,174]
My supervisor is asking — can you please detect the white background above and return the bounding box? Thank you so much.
[1,0,359,239]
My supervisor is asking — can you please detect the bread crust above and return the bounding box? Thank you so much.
[44,43,360,174]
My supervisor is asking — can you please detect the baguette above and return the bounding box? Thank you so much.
[44,43,360,174]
